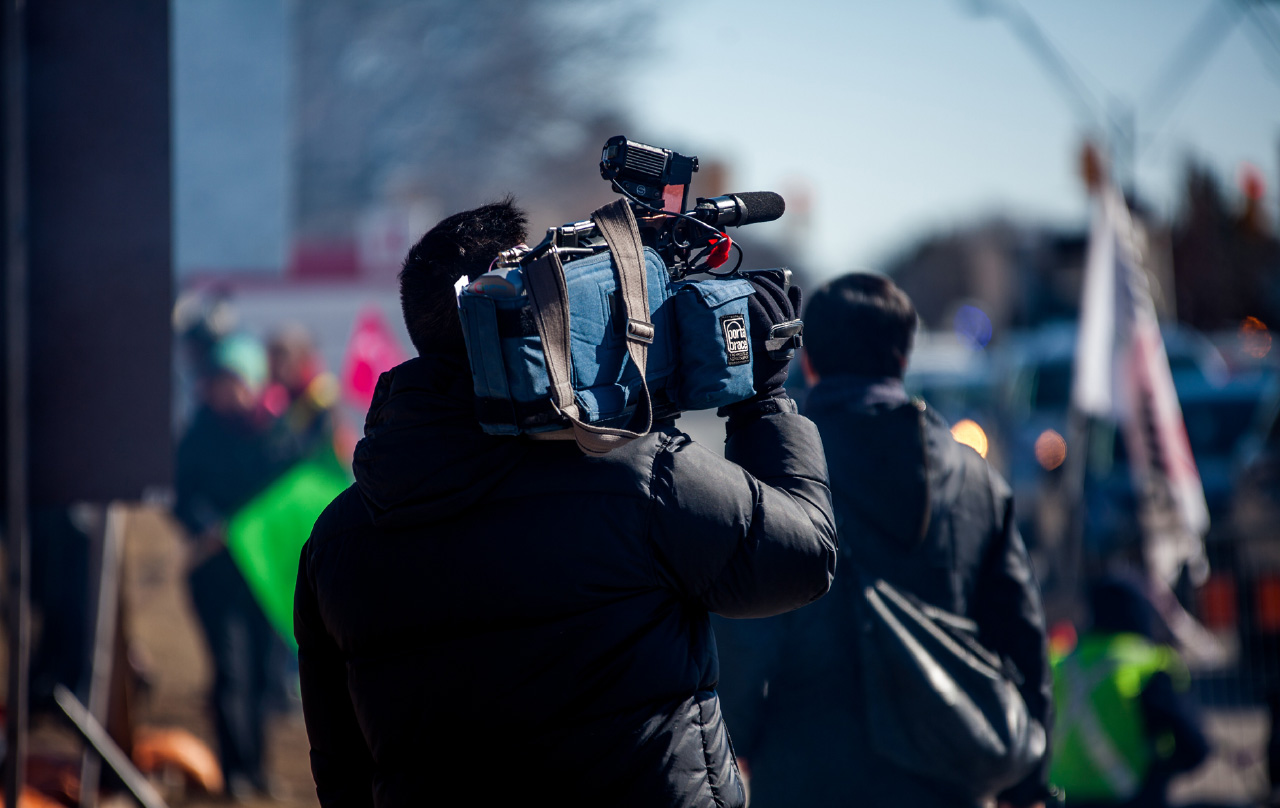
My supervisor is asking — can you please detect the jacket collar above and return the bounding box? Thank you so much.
[805,373,909,415]
[353,354,530,528]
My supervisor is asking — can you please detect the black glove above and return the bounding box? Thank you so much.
[718,272,804,419]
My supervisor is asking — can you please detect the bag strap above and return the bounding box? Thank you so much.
[524,199,655,456]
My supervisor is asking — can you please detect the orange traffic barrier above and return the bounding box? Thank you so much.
[132,727,224,795]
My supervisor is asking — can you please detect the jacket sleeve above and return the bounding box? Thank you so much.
[974,472,1054,808]
[649,407,837,618]
[295,539,376,808]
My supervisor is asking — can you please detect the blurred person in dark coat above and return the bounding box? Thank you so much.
[715,273,1054,808]
[174,334,292,801]
[293,199,838,807]
[1050,575,1209,808]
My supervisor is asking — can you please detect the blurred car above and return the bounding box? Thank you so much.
[1226,371,1280,673]
[1179,373,1273,531]
[992,321,1229,554]
[1079,372,1269,558]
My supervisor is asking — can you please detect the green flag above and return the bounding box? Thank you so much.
[226,452,350,648]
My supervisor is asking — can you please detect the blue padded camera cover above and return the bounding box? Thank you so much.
[671,278,757,410]
[459,247,677,435]
[460,248,763,436]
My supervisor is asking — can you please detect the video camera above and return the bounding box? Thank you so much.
[459,136,802,451]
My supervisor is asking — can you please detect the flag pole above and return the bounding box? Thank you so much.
[1057,406,1092,626]
[1057,141,1112,625]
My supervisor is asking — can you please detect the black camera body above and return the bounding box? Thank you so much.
[599,135,699,212]
[458,136,800,443]
[510,136,787,282]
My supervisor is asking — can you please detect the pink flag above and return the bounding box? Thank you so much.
[1071,187,1209,584]
[341,307,408,411]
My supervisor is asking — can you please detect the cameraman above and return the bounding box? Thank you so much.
[293,199,837,807]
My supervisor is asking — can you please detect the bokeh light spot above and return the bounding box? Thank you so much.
[1048,620,1078,658]
[1240,316,1272,359]
[953,305,993,349]
[1035,429,1067,471]
[951,419,989,459]
[1241,162,1266,202]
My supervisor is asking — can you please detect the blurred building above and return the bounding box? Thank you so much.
[1172,162,1280,333]
[175,0,658,285]
[174,0,291,277]
[887,217,1090,336]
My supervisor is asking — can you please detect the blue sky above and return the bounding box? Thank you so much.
[624,1,1280,279]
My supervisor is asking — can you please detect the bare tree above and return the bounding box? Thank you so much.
[293,0,654,240]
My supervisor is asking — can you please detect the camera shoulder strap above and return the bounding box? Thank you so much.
[524,199,654,456]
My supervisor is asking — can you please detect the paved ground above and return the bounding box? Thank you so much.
[1169,707,1269,806]
[121,505,319,807]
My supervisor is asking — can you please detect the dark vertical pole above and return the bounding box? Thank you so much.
[1060,407,1092,627]
[3,0,30,805]
[25,0,173,504]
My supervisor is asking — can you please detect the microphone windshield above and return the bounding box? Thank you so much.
[734,192,785,226]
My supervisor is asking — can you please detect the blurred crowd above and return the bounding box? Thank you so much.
[171,305,342,802]
[22,297,352,805]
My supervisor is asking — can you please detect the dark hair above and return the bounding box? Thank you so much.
[399,197,528,356]
[803,272,917,379]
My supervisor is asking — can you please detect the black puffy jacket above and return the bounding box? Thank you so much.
[714,374,1053,808]
[293,355,837,807]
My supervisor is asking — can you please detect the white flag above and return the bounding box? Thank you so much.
[1071,187,1209,584]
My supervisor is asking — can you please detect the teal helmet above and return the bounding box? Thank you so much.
[210,333,268,394]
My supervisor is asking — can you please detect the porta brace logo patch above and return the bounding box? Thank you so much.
[720,314,750,366]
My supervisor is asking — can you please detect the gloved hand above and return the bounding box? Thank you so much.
[719,272,804,418]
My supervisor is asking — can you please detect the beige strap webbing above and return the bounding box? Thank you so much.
[524,200,654,456]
